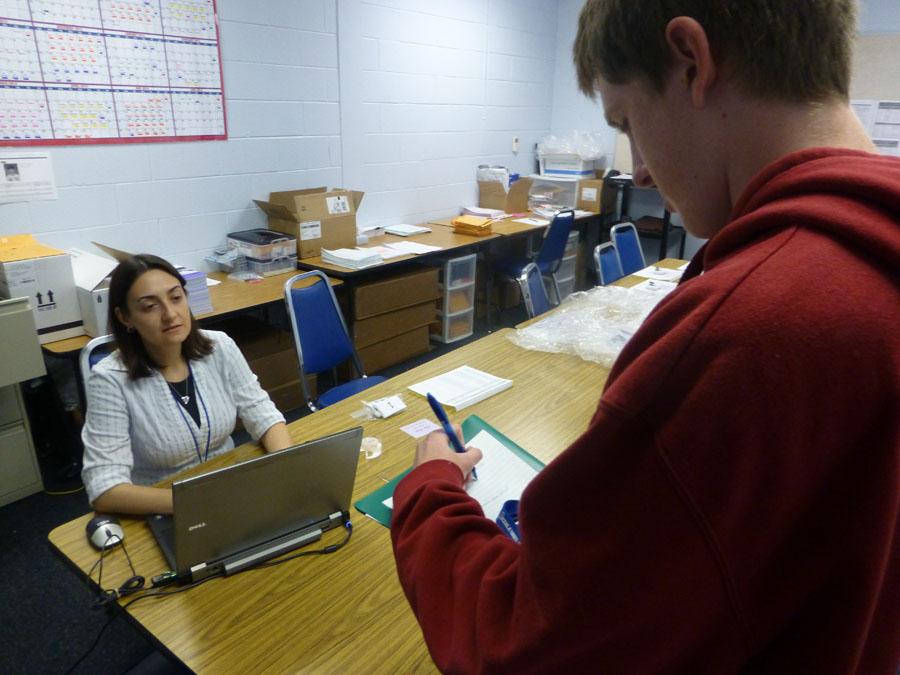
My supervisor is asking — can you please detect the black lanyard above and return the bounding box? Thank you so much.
[167,363,212,464]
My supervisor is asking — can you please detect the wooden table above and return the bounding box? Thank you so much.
[49,328,608,674]
[42,270,341,356]
[296,227,496,278]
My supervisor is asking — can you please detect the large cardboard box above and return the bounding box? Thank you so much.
[69,248,117,337]
[576,178,604,213]
[0,235,82,344]
[477,177,532,213]
[353,301,436,349]
[254,187,363,259]
[353,267,439,320]
[357,325,430,373]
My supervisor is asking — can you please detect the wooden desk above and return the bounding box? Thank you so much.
[49,328,607,674]
[296,227,496,278]
[42,271,341,356]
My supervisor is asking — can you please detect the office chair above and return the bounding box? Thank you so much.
[284,271,386,412]
[516,263,551,319]
[610,222,646,275]
[79,334,116,383]
[488,209,575,325]
[593,242,624,286]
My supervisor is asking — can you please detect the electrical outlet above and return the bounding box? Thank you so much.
[512,136,520,153]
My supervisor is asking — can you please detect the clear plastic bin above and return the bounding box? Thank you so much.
[245,255,297,277]
[528,175,578,212]
[539,154,595,177]
[445,284,475,313]
[431,308,474,343]
[556,276,576,301]
[555,256,577,281]
[439,253,477,288]
[227,229,296,261]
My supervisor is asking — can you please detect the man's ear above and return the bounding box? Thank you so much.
[665,16,716,108]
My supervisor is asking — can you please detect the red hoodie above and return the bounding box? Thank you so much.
[391,148,900,674]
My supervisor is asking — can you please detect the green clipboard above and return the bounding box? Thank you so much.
[353,414,544,528]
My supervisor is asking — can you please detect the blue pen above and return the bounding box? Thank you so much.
[426,392,478,481]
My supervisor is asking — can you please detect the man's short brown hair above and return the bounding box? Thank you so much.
[574,0,857,102]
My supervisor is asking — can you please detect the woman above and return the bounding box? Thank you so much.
[81,254,293,515]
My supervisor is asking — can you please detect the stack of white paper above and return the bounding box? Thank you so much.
[386,241,443,255]
[321,248,383,269]
[179,268,213,315]
[462,206,505,218]
[409,365,513,410]
[361,245,406,260]
[384,224,432,236]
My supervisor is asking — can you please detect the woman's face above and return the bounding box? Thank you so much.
[116,269,191,352]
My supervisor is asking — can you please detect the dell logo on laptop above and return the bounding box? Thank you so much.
[188,522,207,532]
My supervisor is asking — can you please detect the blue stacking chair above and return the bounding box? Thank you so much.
[593,242,624,286]
[489,209,575,323]
[284,271,386,412]
[79,334,116,383]
[516,263,551,319]
[610,222,646,275]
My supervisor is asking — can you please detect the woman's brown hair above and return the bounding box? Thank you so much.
[108,254,213,379]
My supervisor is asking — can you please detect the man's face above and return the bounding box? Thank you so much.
[596,75,729,240]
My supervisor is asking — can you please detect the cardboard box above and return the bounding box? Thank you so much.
[352,301,436,349]
[254,187,363,259]
[576,178,604,213]
[69,249,117,337]
[353,267,439,320]
[477,177,532,213]
[357,325,430,373]
[0,235,82,344]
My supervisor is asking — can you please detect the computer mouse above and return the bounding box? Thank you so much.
[86,515,125,550]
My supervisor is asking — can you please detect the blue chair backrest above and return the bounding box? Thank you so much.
[518,263,551,318]
[534,209,575,273]
[285,271,358,376]
[610,222,645,275]
[79,334,116,385]
[594,242,623,285]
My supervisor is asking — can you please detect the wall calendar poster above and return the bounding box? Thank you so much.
[0,0,227,144]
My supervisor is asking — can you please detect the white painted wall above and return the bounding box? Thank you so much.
[549,0,615,162]
[0,0,342,270]
[859,0,900,34]
[339,0,559,228]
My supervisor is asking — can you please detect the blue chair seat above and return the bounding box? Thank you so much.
[317,375,387,408]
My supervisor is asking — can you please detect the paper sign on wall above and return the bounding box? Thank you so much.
[0,154,57,203]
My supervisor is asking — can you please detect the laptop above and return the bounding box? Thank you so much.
[148,426,362,582]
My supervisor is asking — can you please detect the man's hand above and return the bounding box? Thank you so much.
[414,424,483,481]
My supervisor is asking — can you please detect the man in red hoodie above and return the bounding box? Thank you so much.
[392,1,900,673]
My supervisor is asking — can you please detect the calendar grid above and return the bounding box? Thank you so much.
[0,0,226,144]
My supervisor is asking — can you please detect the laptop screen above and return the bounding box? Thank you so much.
[156,426,362,575]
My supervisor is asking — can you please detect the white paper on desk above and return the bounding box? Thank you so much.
[632,265,683,282]
[386,241,443,255]
[513,217,549,226]
[573,209,594,218]
[409,365,512,410]
[206,278,221,286]
[400,419,441,439]
[464,430,539,521]
[631,278,677,296]
[363,245,406,260]
[677,262,689,271]
[382,429,539,521]
[385,224,432,236]
[0,153,57,203]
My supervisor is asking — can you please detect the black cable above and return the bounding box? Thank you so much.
[65,520,353,673]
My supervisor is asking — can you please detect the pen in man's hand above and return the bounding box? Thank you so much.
[426,393,478,480]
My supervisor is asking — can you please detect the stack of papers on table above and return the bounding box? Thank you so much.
[408,365,512,410]
[452,215,493,237]
[384,224,432,236]
[461,206,505,218]
[321,248,383,269]
[386,241,443,255]
[178,267,213,315]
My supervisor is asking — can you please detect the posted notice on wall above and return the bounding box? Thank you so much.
[0,154,57,203]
